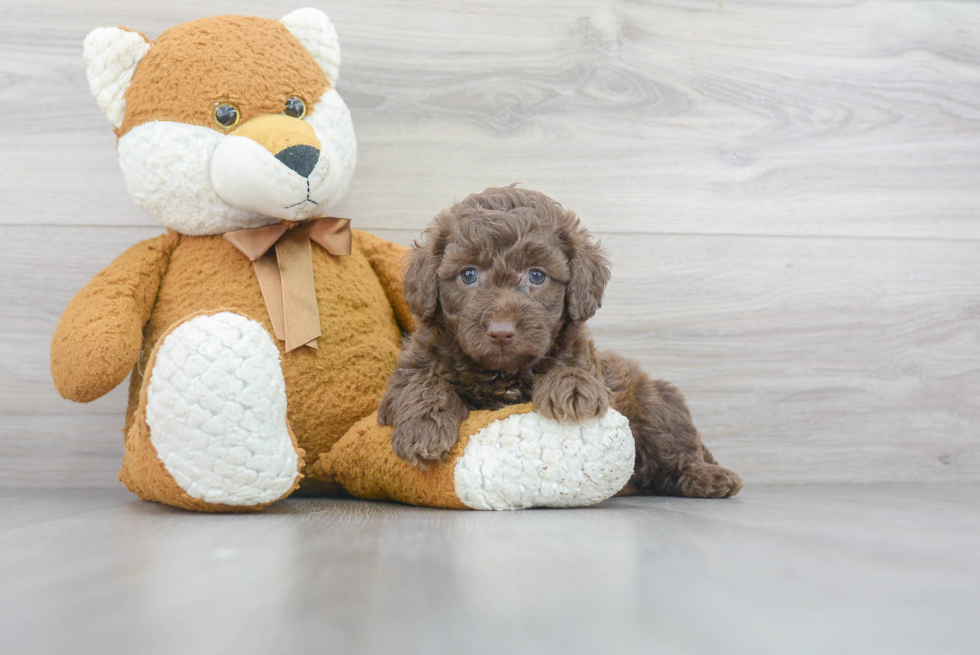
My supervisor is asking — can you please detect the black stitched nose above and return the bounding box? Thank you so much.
[275,144,319,178]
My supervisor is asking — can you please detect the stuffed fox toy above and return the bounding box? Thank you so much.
[51,8,636,512]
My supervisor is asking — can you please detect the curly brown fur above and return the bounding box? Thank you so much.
[601,352,741,498]
[379,185,742,498]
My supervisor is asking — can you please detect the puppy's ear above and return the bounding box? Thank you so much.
[564,220,611,322]
[403,246,439,321]
[403,216,449,322]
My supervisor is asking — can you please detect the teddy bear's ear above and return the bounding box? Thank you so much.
[280,8,342,87]
[83,27,151,129]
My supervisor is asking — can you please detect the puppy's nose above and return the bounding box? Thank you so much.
[487,321,516,346]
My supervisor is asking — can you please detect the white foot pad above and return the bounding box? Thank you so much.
[146,312,299,506]
[453,409,635,510]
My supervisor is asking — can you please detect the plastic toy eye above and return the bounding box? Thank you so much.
[213,103,240,129]
[284,96,307,119]
[528,269,547,285]
[459,268,478,285]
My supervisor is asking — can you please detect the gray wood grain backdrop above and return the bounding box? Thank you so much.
[1,0,978,487]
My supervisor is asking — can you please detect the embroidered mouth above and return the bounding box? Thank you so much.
[285,198,319,209]
[284,180,320,209]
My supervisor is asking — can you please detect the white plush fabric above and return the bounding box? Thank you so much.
[83,27,151,129]
[117,122,271,235]
[116,87,356,234]
[280,8,342,86]
[211,135,329,221]
[145,312,299,506]
[304,89,358,206]
[454,409,635,510]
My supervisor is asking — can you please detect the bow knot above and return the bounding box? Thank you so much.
[223,217,352,352]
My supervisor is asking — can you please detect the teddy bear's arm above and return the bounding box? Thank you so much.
[51,232,180,403]
[353,229,416,333]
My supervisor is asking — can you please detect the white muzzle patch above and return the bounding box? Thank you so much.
[211,88,356,222]
[211,135,333,221]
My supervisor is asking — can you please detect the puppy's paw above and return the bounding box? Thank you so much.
[391,412,462,468]
[675,463,743,499]
[533,368,610,422]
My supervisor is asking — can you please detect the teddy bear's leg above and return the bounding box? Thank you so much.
[311,404,635,510]
[119,311,303,512]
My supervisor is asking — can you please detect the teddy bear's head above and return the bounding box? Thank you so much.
[84,9,357,235]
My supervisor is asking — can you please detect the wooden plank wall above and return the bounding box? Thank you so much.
[1,0,978,487]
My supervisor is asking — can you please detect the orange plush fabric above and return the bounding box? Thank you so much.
[119,15,329,137]
[119,231,403,470]
[58,9,446,511]
[51,232,179,402]
[52,228,409,504]
[316,404,536,509]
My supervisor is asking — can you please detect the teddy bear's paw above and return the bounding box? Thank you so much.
[145,312,300,507]
[453,409,635,510]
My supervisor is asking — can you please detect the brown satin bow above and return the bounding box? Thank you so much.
[223,217,352,353]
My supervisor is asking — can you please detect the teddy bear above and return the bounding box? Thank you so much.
[51,8,636,512]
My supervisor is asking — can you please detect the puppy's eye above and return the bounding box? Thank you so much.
[284,96,307,119]
[528,269,547,285]
[213,102,240,129]
[459,268,479,285]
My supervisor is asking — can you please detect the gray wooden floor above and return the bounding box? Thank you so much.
[1,484,978,655]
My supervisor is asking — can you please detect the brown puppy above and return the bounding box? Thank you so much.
[378,186,742,498]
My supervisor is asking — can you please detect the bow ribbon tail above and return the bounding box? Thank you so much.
[275,229,321,352]
[252,255,286,342]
